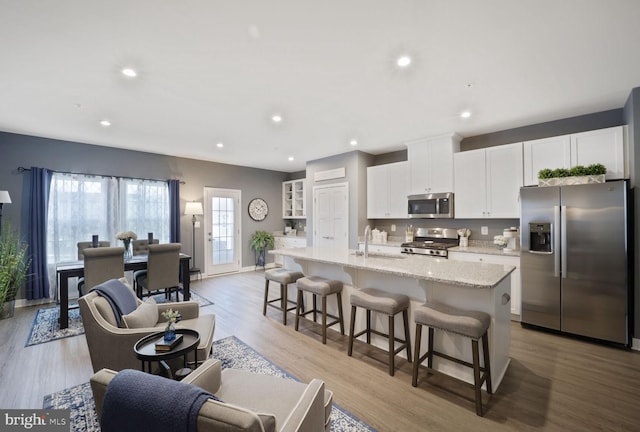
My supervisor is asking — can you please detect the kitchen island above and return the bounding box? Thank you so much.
[270,247,515,390]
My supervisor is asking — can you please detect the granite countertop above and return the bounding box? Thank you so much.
[270,247,515,289]
[450,245,521,257]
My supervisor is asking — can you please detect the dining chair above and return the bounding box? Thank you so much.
[76,240,112,295]
[134,243,182,300]
[77,240,111,260]
[132,239,159,256]
[82,247,126,294]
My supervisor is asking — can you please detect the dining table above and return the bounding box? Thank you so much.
[55,253,192,329]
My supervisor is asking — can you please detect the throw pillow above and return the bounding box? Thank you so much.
[122,297,158,328]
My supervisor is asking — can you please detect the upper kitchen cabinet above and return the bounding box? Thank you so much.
[523,125,627,185]
[454,143,523,218]
[570,126,627,180]
[523,135,571,186]
[407,133,461,195]
[367,161,409,219]
[283,179,306,219]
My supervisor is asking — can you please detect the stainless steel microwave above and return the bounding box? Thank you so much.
[407,192,454,219]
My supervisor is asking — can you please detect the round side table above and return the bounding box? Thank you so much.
[134,328,200,379]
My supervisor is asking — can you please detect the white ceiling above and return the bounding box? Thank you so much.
[1,0,639,172]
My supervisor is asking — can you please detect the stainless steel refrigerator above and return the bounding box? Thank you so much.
[520,180,629,345]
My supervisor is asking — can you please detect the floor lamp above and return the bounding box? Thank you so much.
[0,190,11,234]
[184,201,204,274]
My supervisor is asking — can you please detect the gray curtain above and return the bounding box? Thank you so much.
[168,179,181,243]
[26,167,52,300]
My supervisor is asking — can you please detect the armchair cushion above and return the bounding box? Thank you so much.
[122,298,158,329]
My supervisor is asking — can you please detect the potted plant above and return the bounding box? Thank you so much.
[250,230,275,269]
[538,163,606,186]
[0,223,31,319]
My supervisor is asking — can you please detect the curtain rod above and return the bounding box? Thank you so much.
[17,166,185,184]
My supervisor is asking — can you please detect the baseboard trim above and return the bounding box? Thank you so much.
[632,338,640,351]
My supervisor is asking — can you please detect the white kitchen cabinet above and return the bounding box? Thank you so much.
[454,143,523,219]
[570,126,627,180]
[274,236,307,266]
[283,179,306,219]
[367,161,409,219]
[523,135,571,186]
[448,251,521,318]
[407,133,461,195]
[523,125,627,185]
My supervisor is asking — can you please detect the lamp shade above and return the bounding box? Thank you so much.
[0,191,11,204]
[184,201,203,216]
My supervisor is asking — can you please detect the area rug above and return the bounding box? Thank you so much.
[26,290,213,347]
[43,336,377,432]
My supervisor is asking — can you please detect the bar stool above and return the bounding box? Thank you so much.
[348,288,412,376]
[412,302,492,416]
[295,276,344,344]
[263,268,304,325]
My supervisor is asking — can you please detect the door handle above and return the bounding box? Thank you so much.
[560,205,567,279]
[553,206,560,277]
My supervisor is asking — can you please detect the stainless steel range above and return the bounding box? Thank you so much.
[401,227,459,258]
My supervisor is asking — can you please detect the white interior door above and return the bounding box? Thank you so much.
[204,188,241,275]
[313,183,348,250]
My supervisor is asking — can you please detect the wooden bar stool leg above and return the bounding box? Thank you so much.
[472,339,483,416]
[263,279,269,316]
[322,295,327,344]
[312,295,317,322]
[482,332,493,394]
[295,289,303,331]
[427,327,434,369]
[412,323,422,387]
[388,314,395,376]
[348,305,357,356]
[280,284,287,325]
[336,291,345,334]
[403,310,412,362]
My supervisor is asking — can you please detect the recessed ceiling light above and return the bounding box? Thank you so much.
[288,156,294,162]
[99,119,111,127]
[350,139,358,146]
[121,68,137,78]
[460,111,472,119]
[271,114,283,123]
[396,56,412,68]
[216,142,224,148]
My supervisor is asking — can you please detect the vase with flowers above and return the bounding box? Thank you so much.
[161,308,182,341]
[116,231,137,259]
[493,235,509,251]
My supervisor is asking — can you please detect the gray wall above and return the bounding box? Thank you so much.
[461,109,625,150]
[623,87,639,339]
[0,131,288,300]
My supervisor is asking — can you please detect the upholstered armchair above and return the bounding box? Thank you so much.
[90,358,330,432]
[78,279,215,373]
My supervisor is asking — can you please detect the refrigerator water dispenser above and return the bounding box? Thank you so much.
[529,222,552,254]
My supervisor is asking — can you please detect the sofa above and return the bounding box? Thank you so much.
[78,279,215,373]
[90,358,332,432]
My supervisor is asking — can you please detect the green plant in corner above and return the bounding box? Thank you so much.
[250,230,275,268]
[0,223,31,318]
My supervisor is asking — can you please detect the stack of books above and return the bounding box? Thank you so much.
[154,334,183,352]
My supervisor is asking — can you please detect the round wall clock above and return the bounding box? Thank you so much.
[248,198,268,221]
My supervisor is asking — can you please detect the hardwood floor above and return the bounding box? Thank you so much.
[1,270,639,431]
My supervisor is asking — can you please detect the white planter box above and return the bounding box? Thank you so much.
[538,174,605,187]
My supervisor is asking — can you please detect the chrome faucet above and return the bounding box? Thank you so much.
[364,225,371,258]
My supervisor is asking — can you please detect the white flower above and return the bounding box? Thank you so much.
[493,235,508,248]
[161,308,182,323]
[116,231,138,240]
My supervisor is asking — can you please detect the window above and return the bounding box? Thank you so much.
[47,173,170,265]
